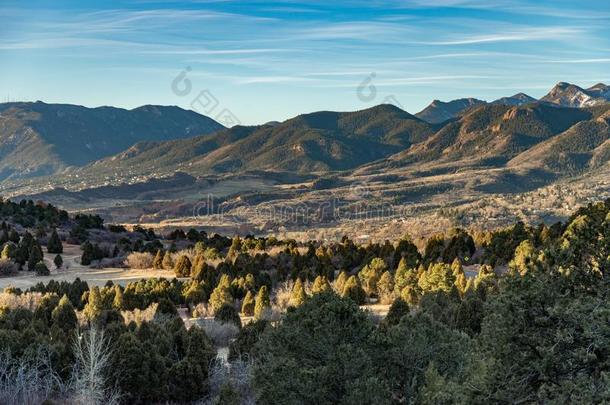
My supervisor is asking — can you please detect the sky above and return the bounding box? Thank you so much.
[0,0,609,125]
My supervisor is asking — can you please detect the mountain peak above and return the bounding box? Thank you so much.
[542,81,610,108]
[491,93,536,106]
[415,97,485,124]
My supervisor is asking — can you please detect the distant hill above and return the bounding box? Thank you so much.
[78,104,435,178]
[540,82,610,107]
[491,93,536,106]
[415,98,485,124]
[364,103,595,172]
[508,105,610,173]
[0,101,224,180]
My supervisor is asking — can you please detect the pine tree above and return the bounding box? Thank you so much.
[334,271,348,294]
[377,271,394,304]
[113,285,124,310]
[0,229,8,245]
[27,240,44,271]
[290,278,307,307]
[254,285,270,319]
[341,275,366,305]
[8,229,19,243]
[35,261,50,276]
[209,274,233,314]
[84,286,104,321]
[1,242,16,260]
[47,229,63,254]
[162,251,174,270]
[81,241,94,266]
[358,257,387,297]
[311,275,331,294]
[383,298,410,327]
[152,250,164,270]
[53,254,63,269]
[52,294,77,332]
[215,303,241,328]
[241,290,255,316]
[174,255,192,277]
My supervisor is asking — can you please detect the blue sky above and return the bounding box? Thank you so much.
[1,0,609,125]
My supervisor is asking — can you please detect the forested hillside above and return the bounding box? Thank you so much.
[0,198,608,403]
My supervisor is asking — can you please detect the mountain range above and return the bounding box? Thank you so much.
[0,102,224,180]
[1,81,609,228]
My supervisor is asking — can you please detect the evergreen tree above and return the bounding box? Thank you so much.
[153,250,164,270]
[311,275,331,294]
[51,294,77,332]
[290,278,307,307]
[214,383,240,405]
[81,241,94,266]
[27,240,44,271]
[162,251,174,270]
[241,290,255,316]
[47,229,63,254]
[1,242,16,260]
[377,271,395,303]
[215,303,241,328]
[209,274,233,314]
[35,261,50,276]
[0,229,8,245]
[383,298,410,327]
[174,255,192,277]
[8,229,19,243]
[112,285,124,310]
[418,263,455,294]
[334,271,348,294]
[53,254,63,269]
[84,286,104,321]
[254,285,271,319]
[341,275,366,305]
[358,257,387,296]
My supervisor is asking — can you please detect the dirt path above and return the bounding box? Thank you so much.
[0,244,176,290]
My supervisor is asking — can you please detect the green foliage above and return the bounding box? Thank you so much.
[53,254,63,269]
[83,286,104,322]
[289,278,307,307]
[418,263,455,294]
[47,229,63,254]
[210,274,233,314]
[254,285,270,320]
[35,261,50,276]
[241,290,255,316]
[173,255,192,277]
[51,294,77,332]
[383,298,410,328]
[252,292,389,404]
[358,257,387,296]
[341,275,366,305]
[214,303,241,328]
[311,275,331,294]
[152,250,164,269]
[27,240,44,271]
[161,251,174,270]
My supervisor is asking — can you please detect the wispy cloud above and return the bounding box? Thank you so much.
[422,27,583,45]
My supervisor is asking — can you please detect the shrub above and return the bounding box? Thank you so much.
[47,229,63,254]
[53,254,63,269]
[214,304,241,328]
[35,262,50,276]
[198,319,240,346]
[174,255,192,277]
[0,259,18,276]
[125,252,153,269]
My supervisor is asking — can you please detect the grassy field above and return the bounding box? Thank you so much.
[0,244,176,290]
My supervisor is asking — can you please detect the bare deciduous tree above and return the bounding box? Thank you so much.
[0,347,63,405]
[70,328,120,405]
